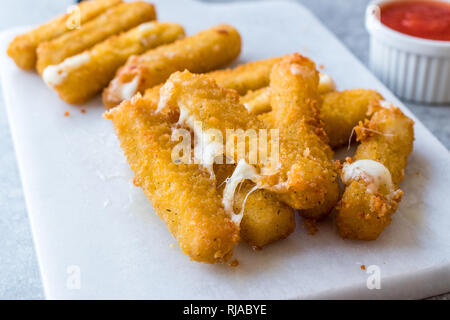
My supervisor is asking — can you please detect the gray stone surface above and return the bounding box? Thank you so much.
[0,0,448,300]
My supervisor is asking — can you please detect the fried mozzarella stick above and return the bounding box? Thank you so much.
[36,1,156,74]
[103,24,242,108]
[138,57,283,110]
[105,96,239,264]
[259,54,339,218]
[320,89,383,148]
[241,73,336,115]
[207,57,283,95]
[337,105,414,240]
[248,88,383,148]
[156,70,295,248]
[7,0,122,70]
[43,22,184,104]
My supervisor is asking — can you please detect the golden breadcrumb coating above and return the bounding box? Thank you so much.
[207,57,283,95]
[337,106,414,240]
[103,24,242,108]
[138,57,285,110]
[247,88,383,149]
[240,87,272,115]
[45,22,184,104]
[239,72,336,115]
[257,54,339,219]
[320,89,383,148]
[354,106,414,186]
[36,1,156,74]
[7,0,122,70]
[157,70,252,135]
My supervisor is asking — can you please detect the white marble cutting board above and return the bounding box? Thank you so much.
[1,0,450,299]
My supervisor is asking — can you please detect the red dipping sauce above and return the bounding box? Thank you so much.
[380,0,450,41]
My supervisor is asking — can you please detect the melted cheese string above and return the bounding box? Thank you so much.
[222,159,261,225]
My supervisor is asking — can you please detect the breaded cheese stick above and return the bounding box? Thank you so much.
[104,95,239,264]
[258,109,339,220]
[337,105,414,240]
[240,73,336,115]
[43,22,185,104]
[156,70,295,248]
[7,0,122,70]
[244,88,383,149]
[36,1,156,74]
[138,57,284,110]
[241,73,336,114]
[103,24,242,108]
[207,57,283,95]
[259,54,339,218]
[320,89,383,148]
[240,87,272,115]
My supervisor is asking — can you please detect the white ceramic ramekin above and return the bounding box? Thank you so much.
[366,0,450,104]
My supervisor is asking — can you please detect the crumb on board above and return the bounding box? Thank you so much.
[229,259,239,267]
[319,64,325,69]
[360,265,366,270]
[302,218,318,235]
[80,109,86,114]
[64,111,70,117]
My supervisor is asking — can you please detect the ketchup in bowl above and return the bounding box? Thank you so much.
[380,0,450,41]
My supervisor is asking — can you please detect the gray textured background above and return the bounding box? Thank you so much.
[0,0,448,300]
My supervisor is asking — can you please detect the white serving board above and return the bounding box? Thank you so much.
[1,0,450,300]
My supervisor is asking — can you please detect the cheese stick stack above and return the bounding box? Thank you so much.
[36,1,157,74]
[43,22,184,104]
[7,0,122,70]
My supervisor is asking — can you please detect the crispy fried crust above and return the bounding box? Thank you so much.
[336,106,414,240]
[321,89,383,148]
[157,70,252,134]
[354,106,414,186]
[36,1,156,74]
[246,88,384,149]
[7,0,122,70]
[206,57,283,95]
[45,22,184,104]
[257,54,339,218]
[105,96,239,264]
[337,181,403,240]
[240,87,272,115]
[138,57,283,111]
[103,24,242,108]
[240,72,336,115]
